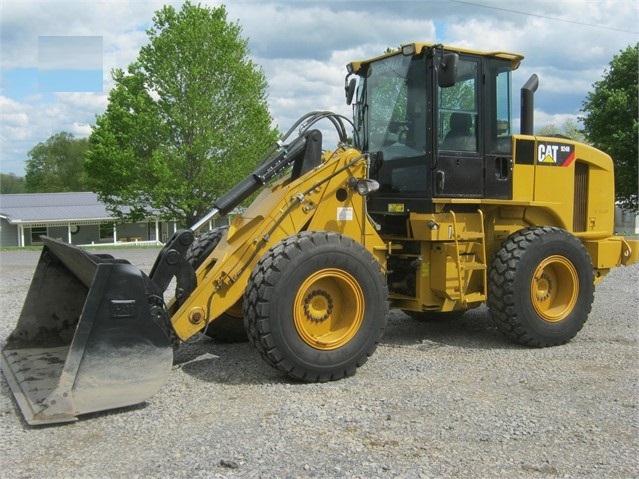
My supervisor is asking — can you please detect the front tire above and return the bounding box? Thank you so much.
[244,231,389,382]
[487,226,594,347]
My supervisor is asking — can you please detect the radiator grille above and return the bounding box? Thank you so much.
[573,162,588,232]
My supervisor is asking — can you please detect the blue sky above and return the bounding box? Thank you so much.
[1,0,638,176]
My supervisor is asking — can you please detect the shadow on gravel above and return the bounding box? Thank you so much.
[174,339,286,385]
[175,305,521,388]
[382,306,522,351]
[73,402,151,425]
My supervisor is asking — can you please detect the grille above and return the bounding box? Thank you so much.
[573,162,588,232]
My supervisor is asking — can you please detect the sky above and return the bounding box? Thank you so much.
[1,0,637,176]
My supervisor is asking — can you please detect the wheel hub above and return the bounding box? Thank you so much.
[534,272,553,302]
[303,290,333,322]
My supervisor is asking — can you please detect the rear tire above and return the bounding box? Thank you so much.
[487,226,594,347]
[244,231,389,382]
[186,226,247,343]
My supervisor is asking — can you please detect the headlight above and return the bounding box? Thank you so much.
[401,44,416,56]
[348,177,380,196]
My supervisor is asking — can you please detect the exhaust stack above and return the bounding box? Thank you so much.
[520,74,539,135]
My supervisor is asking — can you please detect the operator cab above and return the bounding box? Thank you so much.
[346,43,523,216]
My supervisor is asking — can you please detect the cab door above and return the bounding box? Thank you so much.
[434,57,483,198]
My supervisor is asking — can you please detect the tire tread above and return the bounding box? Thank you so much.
[244,231,388,382]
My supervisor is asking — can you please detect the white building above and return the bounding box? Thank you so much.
[615,206,639,235]
[0,192,179,247]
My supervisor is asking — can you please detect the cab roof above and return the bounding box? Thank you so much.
[347,42,525,74]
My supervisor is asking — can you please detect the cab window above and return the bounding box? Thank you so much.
[438,59,479,152]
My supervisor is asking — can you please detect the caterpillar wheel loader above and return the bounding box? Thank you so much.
[3,43,638,425]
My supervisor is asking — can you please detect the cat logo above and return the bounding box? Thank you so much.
[538,144,559,163]
[537,142,575,167]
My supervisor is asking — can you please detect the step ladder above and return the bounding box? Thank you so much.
[449,209,487,304]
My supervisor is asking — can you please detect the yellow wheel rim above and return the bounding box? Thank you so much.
[293,268,364,350]
[531,255,579,323]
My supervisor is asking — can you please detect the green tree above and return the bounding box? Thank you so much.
[86,2,278,226]
[537,119,587,143]
[0,173,26,193]
[581,43,638,212]
[24,132,89,192]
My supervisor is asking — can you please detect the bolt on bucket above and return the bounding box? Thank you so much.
[1,237,174,425]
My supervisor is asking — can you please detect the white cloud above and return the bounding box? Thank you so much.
[0,96,31,140]
[0,96,35,173]
[53,92,108,113]
[71,122,92,136]
[533,110,582,130]
[525,67,597,96]
[230,3,437,61]
[1,0,637,175]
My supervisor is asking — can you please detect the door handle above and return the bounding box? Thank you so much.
[436,170,445,193]
[495,157,511,180]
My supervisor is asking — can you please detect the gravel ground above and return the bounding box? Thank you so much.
[0,247,637,479]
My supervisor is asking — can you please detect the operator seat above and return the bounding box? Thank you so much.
[441,112,476,151]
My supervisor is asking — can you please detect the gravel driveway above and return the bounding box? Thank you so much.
[0,247,637,478]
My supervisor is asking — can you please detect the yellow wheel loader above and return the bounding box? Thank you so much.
[3,43,638,425]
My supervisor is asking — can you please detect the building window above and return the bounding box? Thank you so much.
[30,226,47,244]
[100,223,114,240]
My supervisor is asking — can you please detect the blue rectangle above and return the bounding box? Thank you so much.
[38,69,103,92]
[38,36,103,69]
[3,68,39,101]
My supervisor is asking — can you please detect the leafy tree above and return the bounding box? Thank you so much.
[0,173,26,193]
[581,43,638,212]
[86,2,278,226]
[24,132,89,192]
[537,119,586,143]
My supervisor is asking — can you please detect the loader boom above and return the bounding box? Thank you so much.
[169,143,387,340]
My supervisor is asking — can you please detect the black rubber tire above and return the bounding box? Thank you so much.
[244,231,389,382]
[185,226,229,270]
[186,226,248,343]
[203,307,246,343]
[487,226,594,347]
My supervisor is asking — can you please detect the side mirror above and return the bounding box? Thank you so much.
[438,53,458,88]
[345,77,357,105]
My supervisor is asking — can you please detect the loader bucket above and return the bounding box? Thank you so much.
[1,237,173,425]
